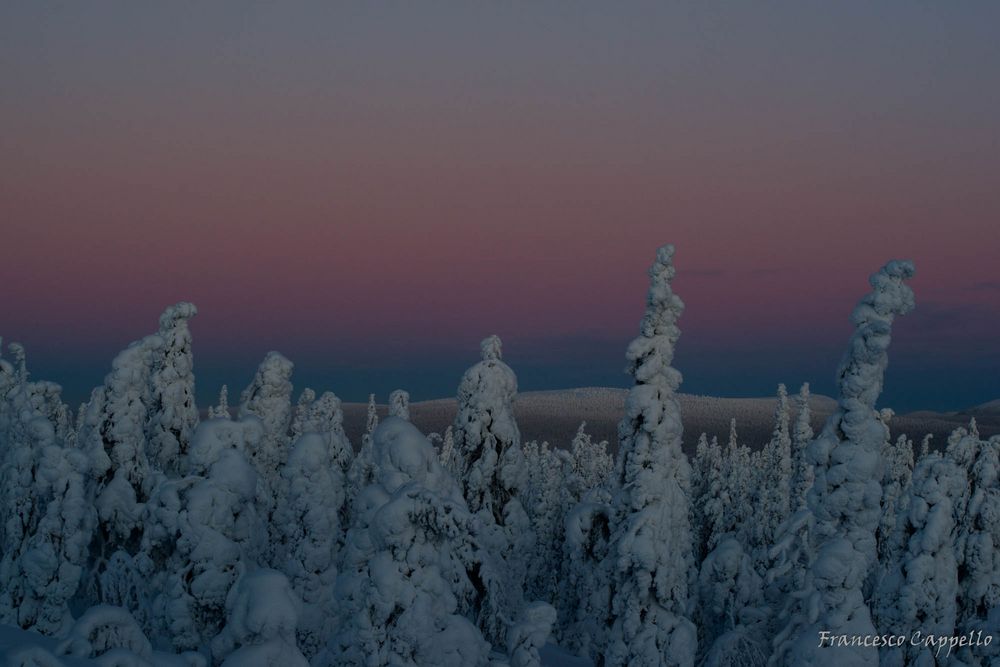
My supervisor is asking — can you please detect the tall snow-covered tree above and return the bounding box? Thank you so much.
[0,360,93,635]
[290,388,317,439]
[713,420,754,554]
[789,383,814,512]
[601,244,697,667]
[451,335,534,643]
[272,431,347,657]
[568,421,614,497]
[211,569,309,666]
[876,433,914,566]
[78,338,158,546]
[772,259,915,667]
[945,425,1000,666]
[146,302,198,474]
[692,433,723,561]
[754,384,792,567]
[523,440,572,604]
[323,417,492,667]
[697,538,767,666]
[875,453,964,667]
[346,393,379,513]
[238,351,294,502]
[146,416,267,652]
[208,384,231,420]
[388,388,410,421]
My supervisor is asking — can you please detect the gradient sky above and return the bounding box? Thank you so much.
[2,2,999,412]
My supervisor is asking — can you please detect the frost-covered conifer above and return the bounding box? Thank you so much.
[346,394,379,512]
[146,416,266,652]
[772,259,915,667]
[440,425,456,470]
[945,427,1000,665]
[290,388,316,438]
[876,433,913,566]
[388,388,410,421]
[56,605,153,663]
[324,417,491,667]
[208,384,231,420]
[561,497,613,657]
[754,385,792,565]
[568,421,614,496]
[147,302,198,474]
[523,440,572,604]
[0,364,93,635]
[693,433,724,561]
[875,453,965,667]
[697,538,766,665]
[238,351,294,501]
[789,383,814,512]
[79,338,158,545]
[451,335,534,642]
[508,602,557,667]
[713,420,754,554]
[601,244,697,667]
[272,431,346,657]
[211,569,309,666]
[920,433,933,459]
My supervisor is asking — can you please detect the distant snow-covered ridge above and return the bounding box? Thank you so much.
[340,388,998,453]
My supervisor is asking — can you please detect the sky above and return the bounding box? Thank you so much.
[2,2,999,413]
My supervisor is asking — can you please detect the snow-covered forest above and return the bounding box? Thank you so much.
[1,245,997,667]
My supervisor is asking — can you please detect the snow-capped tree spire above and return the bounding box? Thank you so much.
[209,384,230,420]
[602,244,697,667]
[450,334,533,643]
[364,393,378,435]
[773,259,915,666]
[8,342,27,385]
[147,302,198,472]
[755,383,792,563]
[388,389,410,421]
[789,383,814,512]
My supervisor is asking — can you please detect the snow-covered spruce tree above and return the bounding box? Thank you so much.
[146,302,198,474]
[523,439,572,604]
[78,338,158,549]
[697,538,767,667]
[346,393,379,515]
[322,417,491,667]
[561,496,613,657]
[945,426,1000,666]
[440,425,456,470]
[712,420,754,554]
[290,387,317,439]
[753,385,792,567]
[875,452,965,667]
[771,259,915,667]
[56,605,154,664]
[451,335,534,643]
[389,388,410,421]
[556,424,614,650]
[920,433,933,459]
[272,429,347,658]
[568,421,614,497]
[238,351,294,501]
[0,358,93,635]
[692,433,724,562]
[211,569,309,666]
[876,433,914,567]
[789,383,814,512]
[508,602,558,667]
[144,415,267,652]
[600,244,697,667]
[208,384,231,420]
